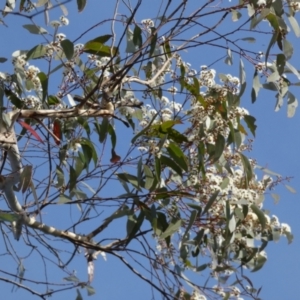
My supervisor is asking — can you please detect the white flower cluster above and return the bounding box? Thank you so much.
[50,16,70,28]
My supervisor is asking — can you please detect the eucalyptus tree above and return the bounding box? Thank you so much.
[0,0,295,299]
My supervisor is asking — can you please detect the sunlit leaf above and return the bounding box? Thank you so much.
[23,24,47,35]
[231,10,242,22]
[285,184,296,194]
[288,15,300,37]
[160,219,181,239]
[26,44,47,60]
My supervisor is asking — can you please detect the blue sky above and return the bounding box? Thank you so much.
[0,0,299,299]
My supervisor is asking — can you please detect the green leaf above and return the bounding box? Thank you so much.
[183,210,197,238]
[239,59,246,85]
[239,153,253,186]
[265,32,278,65]
[78,140,96,171]
[83,35,117,56]
[0,212,19,222]
[69,165,77,192]
[224,48,233,65]
[131,112,159,144]
[212,134,225,163]
[241,37,256,43]
[288,15,300,37]
[276,53,286,76]
[283,39,293,60]
[5,88,23,108]
[133,25,143,48]
[116,173,141,191]
[143,165,154,190]
[86,285,96,296]
[126,211,144,245]
[251,254,267,272]
[56,166,65,188]
[231,10,242,21]
[26,44,47,60]
[48,95,60,105]
[160,219,181,239]
[149,27,158,57]
[23,24,47,35]
[63,275,79,282]
[194,228,205,246]
[77,0,87,12]
[243,115,257,137]
[58,194,72,203]
[60,39,74,60]
[167,142,188,172]
[108,123,117,149]
[250,204,266,230]
[20,165,32,193]
[160,155,183,176]
[37,72,48,103]
[104,206,131,222]
[202,191,219,215]
[0,57,7,63]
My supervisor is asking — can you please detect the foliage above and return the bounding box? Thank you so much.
[0,0,296,299]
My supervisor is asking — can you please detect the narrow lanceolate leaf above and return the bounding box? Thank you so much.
[286,61,300,80]
[224,48,233,65]
[133,25,143,48]
[149,27,157,57]
[241,37,256,43]
[288,15,300,38]
[23,24,47,35]
[239,153,253,186]
[202,191,219,216]
[0,57,7,63]
[56,166,64,188]
[143,165,154,190]
[167,142,188,172]
[60,39,74,60]
[285,184,296,194]
[243,115,257,137]
[250,204,266,230]
[251,71,261,103]
[53,119,62,145]
[37,72,48,103]
[276,54,286,76]
[283,39,293,60]
[20,165,32,193]
[160,219,181,239]
[77,0,87,12]
[183,210,197,238]
[18,120,44,144]
[287,91,298,118]
[239,59,246,85]
[160,155,183,176]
